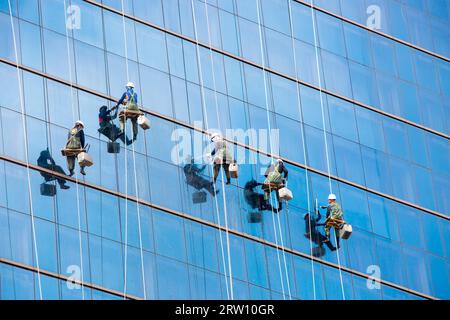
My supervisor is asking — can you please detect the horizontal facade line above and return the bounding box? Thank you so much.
[0,258,142,300]
[0,56,448,220]
[294,0,450,63]
[0,154,439,300]
[81,0,450,141]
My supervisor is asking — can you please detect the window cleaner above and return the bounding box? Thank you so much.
[117,82,150,142]
[61,120,93,176]
[320,194,352,248]
[37,148,70,192]
[262,158,290,212]
[183,155,219,201]
[209,133,235,185]
[98,105,133,152]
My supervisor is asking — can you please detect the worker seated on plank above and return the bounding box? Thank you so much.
[65,120,86,176]
[98,105,132,145]
[244,179,272,212]
[320,193,345,249]
[117,82,141,142]
[37,148,70,190]
[210,133,233,185]
[262,158,288,212]
[183,156,218,197]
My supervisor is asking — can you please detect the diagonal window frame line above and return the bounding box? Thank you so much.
[0,56,447,220]
[293,0,450,62]
[0,258,142,300]
[0,153,440,301]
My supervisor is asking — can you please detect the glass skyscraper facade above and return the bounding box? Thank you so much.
[0,0,448,300]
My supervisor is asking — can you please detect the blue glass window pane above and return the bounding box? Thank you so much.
[361,146,392,193]
[339,184,372,232]
[355,109,385,152]
[327,97,358,142]
[156,255,190,299]
[19,20,42,70]
[348,61,380,108]
[261,0,290,35]
[133,0,164,26]
[163,0,181,33]
[343,24,372,67]
[316,12,346,57]
[367,194,399,241]
[292,3,314,44]
[219,10,239,56]
[397,81,421,123]
[414,53,439,93]
[383,118,409,160]
[372,36,397,77]
[321,50,352,98]
[428,135,450,176]
[265,28,295,76]
[71,0,104,48]
[136,25,168,72]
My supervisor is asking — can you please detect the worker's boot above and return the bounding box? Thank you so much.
[80,168,86,176]
[69,170,74,177]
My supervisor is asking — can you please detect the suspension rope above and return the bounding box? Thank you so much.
[202,0,236,300]
[254,0,292,300]
[119,0,147,299]
[62,0,86,300]
[287,0,316,300]
[308,0,345,300]
[191,0,233,300]
[7,0,43,300]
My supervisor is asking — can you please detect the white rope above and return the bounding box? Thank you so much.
[202,0,236,300]
[309,0,345,300]
[119,0,147,299]
[191,0,233,300]
[254,0,292,300]
[63,0,85,300]
[7,0,43,300]
[287,0,316,300]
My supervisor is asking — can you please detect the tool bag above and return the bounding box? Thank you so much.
[278,181,293,201]
[247,212,262,224]
[339,224,352,240]
[107,142,120,154]
[229,162,238,178]
[40,183,57,197]
[137,115,151,130]
[77,144,94,167]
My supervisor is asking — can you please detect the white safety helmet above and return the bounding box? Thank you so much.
[126,81,135,89]
[328,193,337,201]
[276,158,284,164]
[75,120,85,128]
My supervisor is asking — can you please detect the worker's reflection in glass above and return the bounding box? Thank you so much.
[37,148,70,190]
[304,211,337,255]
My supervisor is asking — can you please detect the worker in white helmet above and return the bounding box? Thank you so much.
[210,133,233,185]
[321,193,344,247]
[65,120,86,176]
[117,82,139,141]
